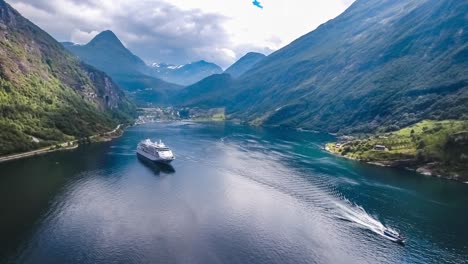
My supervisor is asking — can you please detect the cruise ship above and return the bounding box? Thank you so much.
[136,139,175,163]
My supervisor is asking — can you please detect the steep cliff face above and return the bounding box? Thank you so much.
[81,63,128,110]
[0,0,135,155]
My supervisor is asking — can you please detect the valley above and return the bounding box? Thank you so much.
[135,107,225,124]
[1,0,466,180]
[1,0,468,263]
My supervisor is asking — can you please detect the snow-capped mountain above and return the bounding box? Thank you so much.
[151,60,223,86]
[152,63,184,71]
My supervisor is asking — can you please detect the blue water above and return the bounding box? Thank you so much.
[1,122,467,263]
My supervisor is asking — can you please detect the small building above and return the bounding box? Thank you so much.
[374,145,386,151]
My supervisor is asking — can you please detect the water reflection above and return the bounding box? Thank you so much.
[1,122,468,264]
[137,156,176,175]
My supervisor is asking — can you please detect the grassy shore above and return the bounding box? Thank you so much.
[191,112,225,122]
[0,124,124,163]
[326,120,468,182]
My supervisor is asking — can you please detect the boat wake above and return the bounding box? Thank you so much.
[335,200,384,232]
[218,133,405,245]
[334,199,403,243]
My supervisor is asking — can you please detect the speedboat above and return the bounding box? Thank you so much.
[383,228,405,245]
[137,139,175,164]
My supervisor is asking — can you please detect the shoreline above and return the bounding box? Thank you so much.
[6,120,464,183]
[134,118,225,126]
[324,145,467,183]
[0,124,123,163]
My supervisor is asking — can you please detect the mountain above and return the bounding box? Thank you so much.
[224,52,266,78]
[0,0,135,155]
[63,31,181,106]
[151,60,223,86]
[170,73,233,108]
[63,30,147,75]
[186,0,468,133]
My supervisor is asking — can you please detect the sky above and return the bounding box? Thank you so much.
[7,0,355,68]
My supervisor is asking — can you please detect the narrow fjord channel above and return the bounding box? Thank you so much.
[1,122,467,264]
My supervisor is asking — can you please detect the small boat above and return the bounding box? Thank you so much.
[383,228,405,244]
[137,139,175,164]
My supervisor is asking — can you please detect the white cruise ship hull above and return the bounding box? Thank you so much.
[137,149,174,164]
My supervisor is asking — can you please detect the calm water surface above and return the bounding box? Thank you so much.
[1,122,467,264]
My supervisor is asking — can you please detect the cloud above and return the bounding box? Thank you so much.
[70,29,99,44]
[6,0,354,68]
[340,0,356,5]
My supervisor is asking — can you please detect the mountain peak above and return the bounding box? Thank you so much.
[192,60,211,65]
[97,30,118,38]
[186,60,222,70]
[245,52,265,57]
[88,30,124,48]
[64,29,147,76]
[224,52,266,78]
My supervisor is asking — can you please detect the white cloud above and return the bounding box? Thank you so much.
[70,29,99,44]
[7,0,354,68]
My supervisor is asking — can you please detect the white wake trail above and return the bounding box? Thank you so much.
[334,199,387,237]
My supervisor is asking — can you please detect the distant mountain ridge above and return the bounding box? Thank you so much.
[167,52,265,105]
[63,31,181,106]
[0,0,135,155]
[179,0,468,133]
[151,60,223,86]
[224,52,266,78]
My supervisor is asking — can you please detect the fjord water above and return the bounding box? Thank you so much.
[1,123,467,264]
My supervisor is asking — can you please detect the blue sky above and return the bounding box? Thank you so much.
[7,0,354,68]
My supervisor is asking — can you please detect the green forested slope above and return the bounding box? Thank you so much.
[0,0,135,155]
[186,0,468,133]
[326,120,468,180]
[224,52,266,78]
[170,73,233,108]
